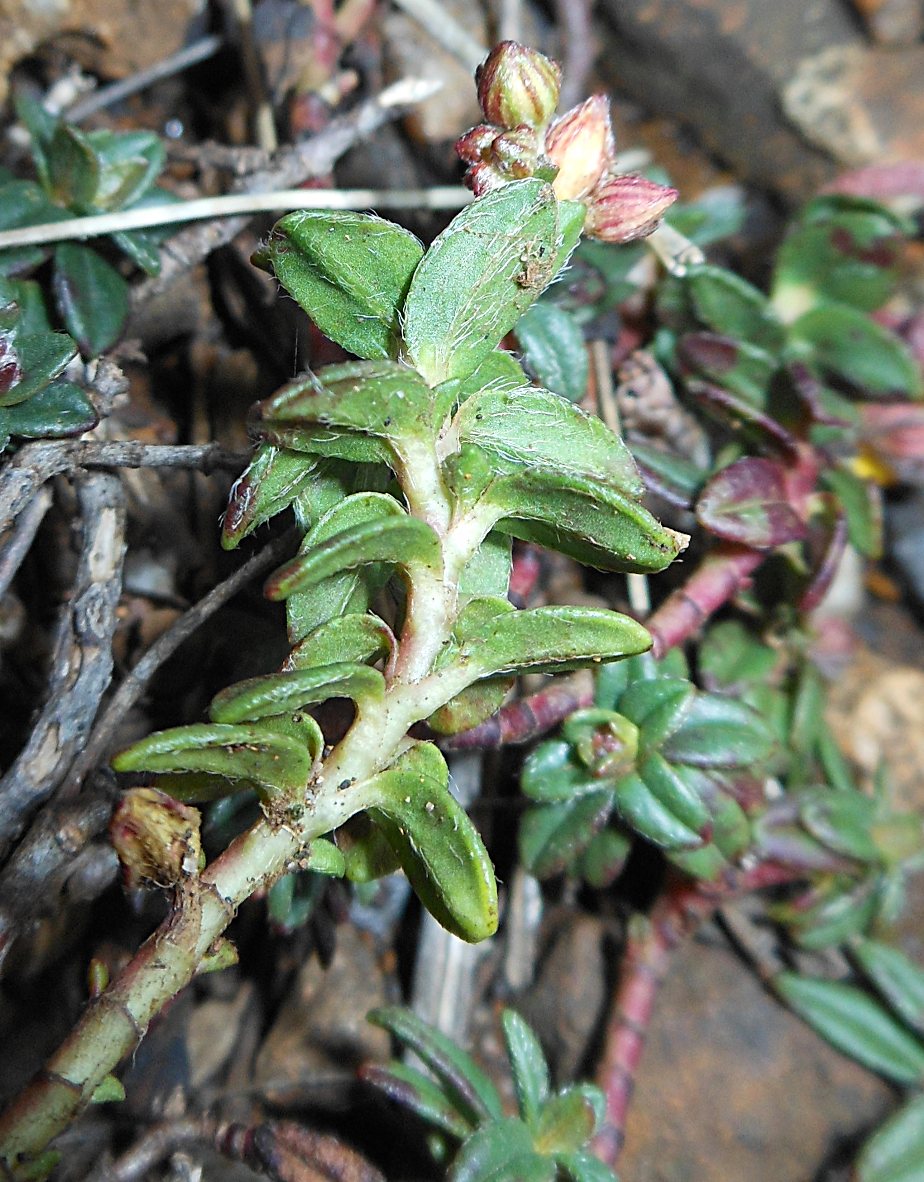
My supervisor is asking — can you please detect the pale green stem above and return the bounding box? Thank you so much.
[0,458,476,1176]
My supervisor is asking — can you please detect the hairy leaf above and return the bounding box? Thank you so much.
[209,662,385,724]
[403,180,561,385]
[255,210,423,359]
[113,723,312,795]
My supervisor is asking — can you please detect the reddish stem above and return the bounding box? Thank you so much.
[592,862,800,1166]
[443,674,593,750]
[646,544,765,659]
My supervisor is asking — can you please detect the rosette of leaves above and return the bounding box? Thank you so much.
[362,1006,617,1182]
[654,196,922,559]
[113,179,686,945]
[0,276,96,451]
[0,97,170,355]
[775,939,924,1181]
[519,647,775,885]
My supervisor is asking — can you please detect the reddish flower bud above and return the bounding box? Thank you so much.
[545,95,616,201]
[476,41,561,130]
[111,788,203,891]
[455,123,497,165]
[585,174,679,244]
[488,124,540,178]
[464,161,505,195]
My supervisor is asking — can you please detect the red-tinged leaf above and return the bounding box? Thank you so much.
[775,972,924,1084]
[697,458,807,550]
[53,243,129,355]
[367,1007,503,1125]
[678,332,777,405]
[359,1062,474,1139]
[687,378,798,451]
[798,505,848,613]
[860,401,924,485]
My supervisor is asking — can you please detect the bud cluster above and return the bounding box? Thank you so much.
[457,41,679,242]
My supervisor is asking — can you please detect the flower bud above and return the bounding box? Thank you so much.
[545,95,616,201]
[585,174,679,244]
[488,125,540,178]
[476,41,561,130]
[455,123,497,165]
[111,788,203,891]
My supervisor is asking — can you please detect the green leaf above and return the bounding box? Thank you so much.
[112,723,312,796]
[1,331,76,406]
[368,1006,504,1124]
[15,92,58,189]
[533,1088,600,1155]
[799,790,879,863]
[255,209,423,360]
[448,1119,553,1182]
[265,506,440,601]
[685,264,785,353]
[209,661,385,724]
[638,753,711,834]
[515,303,588,402]
[501,1010,550,1128]
[451,603,652,679]
[855,1093,924,1182]
[283,613,395,672]
[487,468,687,575]
[403,180,561,385]
[256,360,436,457]
[576,827,633,888]
[360,1061,474,1140]
[47,124,100,209]
[90,1074,125,1104]
[443,349,531,411]
[221,444,318,549]
[364,743,498,943]
[0,179,68,275]
[519,791,615,879]
[775,972,924,1084]
[661,693,775,768]
[789,305,923,400]
[617,678,694,749]
[821,465,883,559]
[1,379,97,442]
[458,531,512,602]
[453,385,643,499]
[613,772,703,850]
[557,1150,619,1182]
[854,940,924,1036]
[698,621,779,693]
[678,333,778,406]
[521,741,604,804]
[53,243,129,355]
[427,676,514,736]
[86,128,165,210]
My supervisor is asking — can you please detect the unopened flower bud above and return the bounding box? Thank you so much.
[465,161,505,196]
[111,788,203,891]
[455,123,497,165]
[545,95,616,201]
[489,125,540,178]
[585,174,679,244]
[476,41,561,130]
